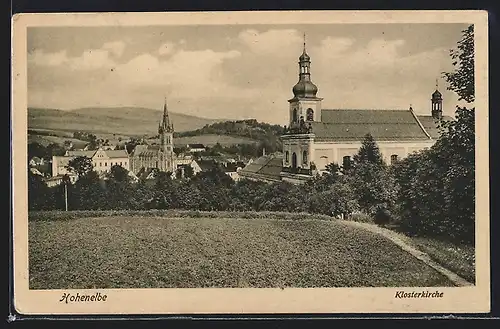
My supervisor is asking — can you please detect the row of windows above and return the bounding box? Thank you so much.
[285,152,400,169]
[342,154,399,168]
[93,161,128,168]
[292,108,314,123]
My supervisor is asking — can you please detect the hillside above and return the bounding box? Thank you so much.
[176,119,284,152]
[28,107,222,137]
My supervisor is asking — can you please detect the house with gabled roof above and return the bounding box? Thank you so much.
[239,154,284,183]
[52,148,130,178]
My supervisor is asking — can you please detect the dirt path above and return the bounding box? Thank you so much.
[340,220,474,287]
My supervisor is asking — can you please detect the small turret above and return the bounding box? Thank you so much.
[431,79,443,120]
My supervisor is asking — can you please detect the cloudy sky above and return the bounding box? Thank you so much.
[27,23,468,124]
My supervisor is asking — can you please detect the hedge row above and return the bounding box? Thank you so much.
[28,209,338,222]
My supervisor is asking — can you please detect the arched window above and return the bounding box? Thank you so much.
[292,109,298,123]
[342,156,351,170]
[291,152,297,169]
[390,154,399,165]
[302,150,308,165]
[306,108,314,121]
[285,151,289,163]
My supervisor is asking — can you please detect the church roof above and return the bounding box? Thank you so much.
[131,144,161,157]
[417,115,454,139]
[311,109,439,142]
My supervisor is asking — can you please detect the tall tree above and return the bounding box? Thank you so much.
[393,24,476,243]
[352,133,385,167]
[442,24,474,103]
[348,134,396,215]
[66,156,93,177]
[106,165,134,209]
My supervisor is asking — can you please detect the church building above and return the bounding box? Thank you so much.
[129,98,176,174]
[279,38,453,184]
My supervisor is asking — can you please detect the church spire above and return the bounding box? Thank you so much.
[162,96,170,127]
[292,32,318,98]
[159,97,173,134]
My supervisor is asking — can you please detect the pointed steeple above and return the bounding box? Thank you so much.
[158,96,174,134]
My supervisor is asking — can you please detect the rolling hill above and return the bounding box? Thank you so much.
[28,107,222,137]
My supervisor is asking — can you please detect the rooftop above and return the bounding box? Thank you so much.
[239,154,283,181]
[295,109,450,142]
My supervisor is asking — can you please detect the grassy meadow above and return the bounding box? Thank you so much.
[28,212,455,289]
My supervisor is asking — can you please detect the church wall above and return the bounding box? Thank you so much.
[282,135,314,169]
[312,140,435,170]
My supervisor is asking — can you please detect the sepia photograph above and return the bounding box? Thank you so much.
[11,10,490,315]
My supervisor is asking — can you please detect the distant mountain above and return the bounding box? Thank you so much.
[28,107,223,137]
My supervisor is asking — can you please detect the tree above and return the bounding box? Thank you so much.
[125,138,140,154]
[63,140,73,150]
[45,143,66,161]
[28,170,54,210]
[392,24,475,243]
[348,134,397,215]
[308,181,359,218]
[107,164,130,182]
[151,171,178,209]
[105,165,134,209]
[28,142,47,160]
[184,165,194,179]
[71,170,106,210]
[66,156,93,177]
[442,24,474,103]
[352,133,385,167]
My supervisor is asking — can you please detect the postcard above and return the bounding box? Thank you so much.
[11,10,490,316]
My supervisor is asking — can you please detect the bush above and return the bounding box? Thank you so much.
[373,206,393,225]
[349,212,373,223]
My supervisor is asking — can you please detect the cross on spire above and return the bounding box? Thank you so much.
[303,32,306,51]
[436,78,439,90]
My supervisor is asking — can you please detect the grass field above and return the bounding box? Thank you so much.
[27,134,88,149]
[409,236,475,283]
[28,214,454,289]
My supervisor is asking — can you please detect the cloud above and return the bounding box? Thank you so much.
[69,49,115,71]
[238,29,302,56]
[111,49,242,97]
[29,47,116,71]
[28,49,68,66]
[102,41,126,57]
[158,42,176,56]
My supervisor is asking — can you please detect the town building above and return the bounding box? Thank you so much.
[52,149,130,177]
[187,144,207,153]
[239,154,284,183]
